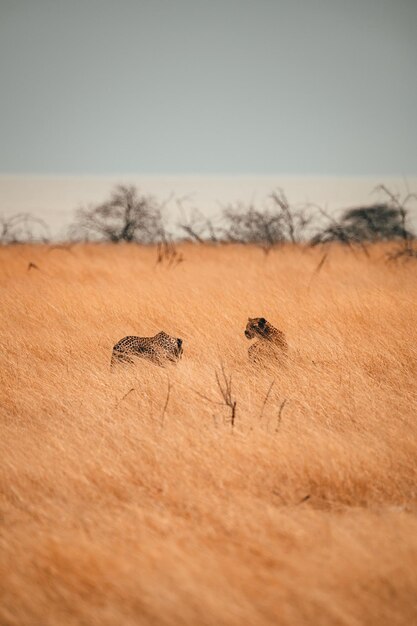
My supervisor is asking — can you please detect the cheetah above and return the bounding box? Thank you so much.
[111,331,183,368]
[244,317,288,364]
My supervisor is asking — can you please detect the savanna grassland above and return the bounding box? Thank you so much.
[1,242,417,626]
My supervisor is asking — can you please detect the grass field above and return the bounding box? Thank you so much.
[1,242,417,626]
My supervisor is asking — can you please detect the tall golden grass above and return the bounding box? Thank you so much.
[1,243,417,626]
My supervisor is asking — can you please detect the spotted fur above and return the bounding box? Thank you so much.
[111,331,183,368]
[244,317,288,363]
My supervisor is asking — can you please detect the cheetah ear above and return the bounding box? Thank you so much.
[259,317,267,328]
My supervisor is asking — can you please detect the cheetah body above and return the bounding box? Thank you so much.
[111,332,183,368]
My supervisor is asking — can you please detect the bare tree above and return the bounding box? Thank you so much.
[0,213,50,245]
[269,189,313,243]
[176,198,220,243]
[70,185,166,243]
[222,202,285,250]
[221,188,312,253]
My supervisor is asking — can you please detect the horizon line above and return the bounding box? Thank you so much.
[1,172,417,179]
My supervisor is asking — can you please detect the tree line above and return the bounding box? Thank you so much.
[1,184,416,259]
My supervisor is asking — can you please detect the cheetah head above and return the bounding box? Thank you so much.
[166,336,183,361]
[245,317,268,339]
[176,338,183,359]
[155,332,184,362]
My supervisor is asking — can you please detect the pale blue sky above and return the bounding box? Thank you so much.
[0,0,416,174]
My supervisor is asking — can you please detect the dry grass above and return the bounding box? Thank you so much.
[1,242,417,626]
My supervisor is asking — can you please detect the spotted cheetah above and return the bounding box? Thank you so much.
[111,331,183,368]
[244,317,288,364]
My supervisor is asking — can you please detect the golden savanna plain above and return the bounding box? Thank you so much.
[1,243,416,626]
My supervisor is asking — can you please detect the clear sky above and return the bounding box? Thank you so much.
[0,0,416,175]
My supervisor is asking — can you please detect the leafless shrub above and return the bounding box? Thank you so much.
[376,185,417,262]
[221,188,312,253]
[215,363,237,429]
[70,185,166,243]
[261,392,287,433]
[191,362,237,429]
[0,213,50,245]
[156,238,184,267]
[269,189,313,243]
[221,202,285,250]
[176,198,220,243]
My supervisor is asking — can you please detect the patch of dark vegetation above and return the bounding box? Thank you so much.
[311,203,412,245]
[311,186,416,261]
